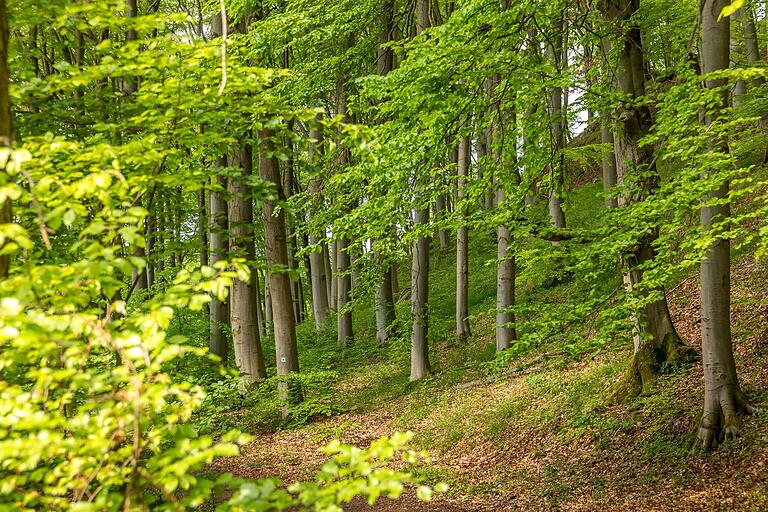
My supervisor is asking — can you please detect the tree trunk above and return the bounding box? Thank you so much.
[336,235,354,344]
[374,8,398,343]
[254,264,266,339]
[228,144,267,381]
[308,122,330,328]
[456,135,471,341]
[323,241,333,307]
[546,15,567,232]
[601,121,618,208]
[435,190,449,253]
[198,187,208,267]
[146,205,156,288]
[264,269,273,331]
[411,0,432,381]
[330,239,338,310]
[259,129,301,417]
[738,4,765,87]
[0,0,12,278]
[390,260,400,299]
[281,119,305,325]
[209,157,230,362]
[601,0,697,403]
[698,0,754,450]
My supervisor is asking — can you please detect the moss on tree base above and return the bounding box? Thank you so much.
[606,333,698,404]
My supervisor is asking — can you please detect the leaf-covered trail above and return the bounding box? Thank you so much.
[213,255,768,511]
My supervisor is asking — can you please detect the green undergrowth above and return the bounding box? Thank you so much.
[186,155,768,505]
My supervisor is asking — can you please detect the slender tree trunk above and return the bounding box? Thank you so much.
[494,116,518,352]
[253,264,266,339]
[738,4,765,87]
[0,0,12,279]
[336,235,354,344]
[156,194,165,278]
[209,157,230,361]
[601,121,618,208]
[374,2,398,342]
[330,239,338,310]
[698,0,754,450]
[323,241,333,307]
[228,144,267,381]
[411,0,432,381]
[281,117,305,325]
[198,187,208,267]
[435,190,449,253]
[124,0,138,95]
[546,14,567,231]
[335,79,354,344]
[308,122,330,328]
[146,205,156,287]
[259,129,301,416]
[390,259,399,299]
[264,269,273,330]
[456,135,471,341]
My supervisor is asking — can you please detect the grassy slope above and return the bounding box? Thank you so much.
[211,163,768,511]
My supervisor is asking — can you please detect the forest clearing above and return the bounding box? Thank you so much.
[1,0,768,510]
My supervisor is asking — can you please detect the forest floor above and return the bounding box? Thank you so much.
[209,250,768,511]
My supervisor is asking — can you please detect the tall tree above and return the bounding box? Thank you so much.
[410,0,433,381]
[601,0,696,401]
[546,14,567,232]
[335,79,354,345]
[259,128,301,416]
[374,0,398,343]
[308,121,331,328]
[228,144,267,381]
[455,134,471,341]
[209,156,230,361]
[697,0,754,450]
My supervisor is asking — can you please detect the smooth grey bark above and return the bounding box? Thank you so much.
[601,122,618,208]
[209,156,229,362]
[330,239,338,311]
[375,263,397,343]
[698,0,754,451]
[145,205,156,288]
[336,235,354,345]
[308,122,330,328]
[259,129,301,417]
[737,4,765,87]
[198,187,208,267]
[323,240,333,307]
[435,191,449,253]
[731,26,747,107]
[0,0,12,278]
[254,265,266,339]
[601,0,695,402]
[456,135,471,341]
[335,79,354,345]
[281,117,306,325]
[123,0,138,95]
[410,0,432,381]
[390,260,400,299]
[410,192,431,380]
[494,121,518,352]
[546,15,567,232]
[374,2,398,343]
[228,145,267,381]
[263,269,273,330]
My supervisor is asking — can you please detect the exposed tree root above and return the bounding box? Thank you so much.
[697,385,757,451]
[606,333,698,404]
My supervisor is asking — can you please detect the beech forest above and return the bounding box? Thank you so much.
[1,0,768,510]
